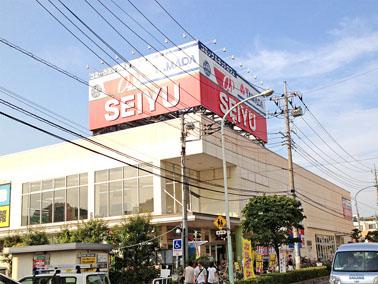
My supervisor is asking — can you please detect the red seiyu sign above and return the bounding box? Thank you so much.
[88,41,268,142]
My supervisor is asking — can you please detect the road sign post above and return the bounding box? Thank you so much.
[173,239,183,257]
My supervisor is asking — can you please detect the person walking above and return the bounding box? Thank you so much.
[184,260,195,284]
[207,262,218,284]
[287,255,294,271]
[194,262,207,284]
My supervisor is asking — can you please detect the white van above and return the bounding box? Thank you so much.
[19,272,110,284]
[330,243,378,284]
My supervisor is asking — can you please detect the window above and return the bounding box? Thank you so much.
[333,251,378,272]
[94,164,154,217]
[315,234,336,261]
[21,173,88,226]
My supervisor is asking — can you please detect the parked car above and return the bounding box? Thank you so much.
[0,273,20,284]
[19,271,110,284]
[330,242,378,284]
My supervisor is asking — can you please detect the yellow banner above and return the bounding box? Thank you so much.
[0,206,10,228]
[242,238,255,279]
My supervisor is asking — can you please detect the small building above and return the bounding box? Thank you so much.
[4,243,112,280]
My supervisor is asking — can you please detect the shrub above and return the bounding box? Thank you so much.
[236,267,329,284]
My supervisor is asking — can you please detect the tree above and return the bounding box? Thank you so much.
[242,195,305,268]
[56,219,109,243]
[365,230,378,242]
[111,216,159,284]
[21,230,49,246]
[351,228,362,242]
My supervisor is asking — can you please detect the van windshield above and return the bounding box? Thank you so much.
[333,251,378,272]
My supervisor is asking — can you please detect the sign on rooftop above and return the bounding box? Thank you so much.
[88,41,268,142]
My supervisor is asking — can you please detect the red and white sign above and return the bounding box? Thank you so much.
[88,41,268,142]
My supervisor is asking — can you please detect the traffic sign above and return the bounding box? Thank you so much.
[216,230,227,236]
[172,239,182,256]
[213,215,227,229]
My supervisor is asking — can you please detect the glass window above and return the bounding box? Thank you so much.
[22,183,29,195]
[21,195,29,226]
[95,170,108,183]
[165,183,175,214]
[124,179,138,214]
[66,187,79,221]
[124,166,137,179]
[139,176,153,213]
[333,251,378,272]
[54,189,65,222]
[139,164,153,176]
[79,173,88,185]
[63,277,77,283]
[109,181,123,216]
[41,191,53,224]
[67,175,79,187]
[29,193,41,224]
[42,180,53,191]
[54,177,65,189]
[109,167,123,181]
[79,186,88,220]
[95,183,108,217]
[30,181,41,193]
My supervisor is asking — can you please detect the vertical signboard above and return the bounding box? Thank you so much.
[0,184,11,228]
[242,238,255,279]
[342,198,352,221]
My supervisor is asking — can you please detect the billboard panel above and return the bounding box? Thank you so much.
[0,183,10,228]
[88,41,268,141]
[342,197,352,221]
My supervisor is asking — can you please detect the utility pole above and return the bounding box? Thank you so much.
[283,81,301,269]
[180,113,189,269]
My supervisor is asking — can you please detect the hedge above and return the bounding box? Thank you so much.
[236,267,329,284]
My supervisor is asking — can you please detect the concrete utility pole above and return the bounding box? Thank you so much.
[180,114,189,268]
[374,164,378,227]
[283,81,301,269]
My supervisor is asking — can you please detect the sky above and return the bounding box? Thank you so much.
[0,0,377,217]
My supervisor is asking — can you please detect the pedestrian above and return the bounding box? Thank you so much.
[207,262,218,284]
[194,261,207,284]
[184,260,195,284]
[287,255,294,271]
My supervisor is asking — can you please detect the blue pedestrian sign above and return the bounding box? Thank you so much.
[172,239,182,256]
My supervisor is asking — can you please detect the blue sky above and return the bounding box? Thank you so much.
[1,0,377,217]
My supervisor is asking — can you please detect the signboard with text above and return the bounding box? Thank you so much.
[88,41,268,142]
[0,184,11,228]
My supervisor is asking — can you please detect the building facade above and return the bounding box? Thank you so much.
[0,113,352,263]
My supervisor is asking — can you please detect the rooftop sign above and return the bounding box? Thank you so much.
[88,41,268,142]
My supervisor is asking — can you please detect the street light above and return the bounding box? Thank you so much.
[221,88,274,284]
[354,185,375,231]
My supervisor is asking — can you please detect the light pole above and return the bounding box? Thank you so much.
[354,185,375,231]
[221,88,273,284]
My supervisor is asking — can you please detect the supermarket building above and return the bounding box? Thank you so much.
[0,41,352,266]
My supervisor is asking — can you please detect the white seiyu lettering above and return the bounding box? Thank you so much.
[121,95,135,117]
[105,99,119,121]
[144,89,160,111]
[241,107,248,126]
[162,83,180,107]
[248,113,256,131]
[219,92,228,114]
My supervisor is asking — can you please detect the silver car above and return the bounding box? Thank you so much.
[330,243,378,284]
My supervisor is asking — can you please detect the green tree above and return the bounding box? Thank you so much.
[351,228,361,242]
[2,235,22,247]
[21,230,49,246]
[365,230,378,242]
[242,195,305,266]
[111,216,158,284]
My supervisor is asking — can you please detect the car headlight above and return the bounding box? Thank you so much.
[329,276,341,284]
[373,277,378,284]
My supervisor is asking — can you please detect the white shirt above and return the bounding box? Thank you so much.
[194,266,207,284]
[184,266,195,283]
[207,267,217,283]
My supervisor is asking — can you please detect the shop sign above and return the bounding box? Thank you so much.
[33,254,50,269]
[242,238,255,279]
[0,184,11,228]
[97,253,108,269]
[80,253,96,265]
[88,41,268,142]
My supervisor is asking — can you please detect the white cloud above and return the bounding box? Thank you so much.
[260,18,378,217]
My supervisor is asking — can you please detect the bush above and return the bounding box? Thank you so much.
[236,267,329,284]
